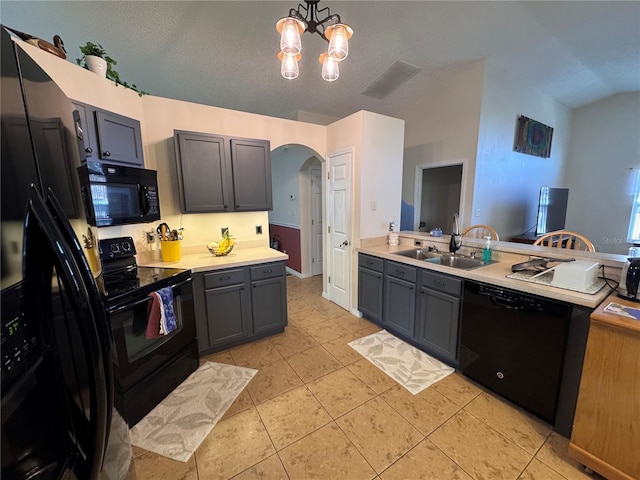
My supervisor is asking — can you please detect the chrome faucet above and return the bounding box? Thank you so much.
[449,213,462,253]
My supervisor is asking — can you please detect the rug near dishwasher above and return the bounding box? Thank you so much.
[348,329,454,395]
[130,361,257,462]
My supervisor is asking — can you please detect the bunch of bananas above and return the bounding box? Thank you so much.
[206,230,234,256]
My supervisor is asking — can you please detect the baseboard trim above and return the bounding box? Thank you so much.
[285,267,313,279]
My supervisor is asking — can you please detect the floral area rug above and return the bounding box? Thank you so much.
[348,329,454,395]
[130,361,257,462]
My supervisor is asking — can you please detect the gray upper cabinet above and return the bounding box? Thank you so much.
[229,138,273,211]
[174,130,272,213]
[72,100,144,167]
[174,132,232,212]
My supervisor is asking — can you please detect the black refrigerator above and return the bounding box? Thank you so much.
[1,27,130,479]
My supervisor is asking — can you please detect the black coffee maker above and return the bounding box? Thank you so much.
[618,258,640,302]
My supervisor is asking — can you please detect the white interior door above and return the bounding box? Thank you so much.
[328,149,352,311]
[310,166,323,276]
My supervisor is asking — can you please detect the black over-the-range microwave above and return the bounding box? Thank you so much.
[77,161,161,227]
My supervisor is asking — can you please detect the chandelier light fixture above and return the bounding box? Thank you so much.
[276,0,353,81]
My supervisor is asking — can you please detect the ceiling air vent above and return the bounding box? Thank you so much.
[361,60,422,100]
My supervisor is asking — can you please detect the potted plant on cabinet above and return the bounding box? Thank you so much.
[76,41,147,96]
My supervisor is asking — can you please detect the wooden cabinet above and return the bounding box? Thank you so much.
[415,270,462,365]
[568,295,640,480]
[357,254,384,322]
[72,100,144,167]
[173,130,272,213]
[193,261,287,354]
[383,260,416,338]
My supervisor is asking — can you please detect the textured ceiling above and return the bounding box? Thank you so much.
[2,1,639,122]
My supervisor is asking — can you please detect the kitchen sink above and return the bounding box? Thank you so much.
[392,249,443,260]
[392,249,490,270]
[426,254,487,270]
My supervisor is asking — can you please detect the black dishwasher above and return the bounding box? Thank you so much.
[460,280,571,424]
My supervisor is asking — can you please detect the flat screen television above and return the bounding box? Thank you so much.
[535,187,569,235]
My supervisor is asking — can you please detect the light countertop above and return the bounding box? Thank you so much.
[358,238,618,309]
[137,245,288,273]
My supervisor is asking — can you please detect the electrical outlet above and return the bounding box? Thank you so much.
[221,227,229,237]
[475,209,481,217]
[255,225,262,235]
[146,231,155,243]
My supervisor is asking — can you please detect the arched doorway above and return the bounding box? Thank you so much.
[269,144,324,278]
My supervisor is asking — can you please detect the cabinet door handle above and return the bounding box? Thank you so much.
[263,269,272,273]
[219,276,231,281]
[241,286,245,290]
[235,204,240,208]
[396,270,405,275]
[103,151,111,157]
[85,147,93,154]
[223,204,228,209]
[436,280,445,287]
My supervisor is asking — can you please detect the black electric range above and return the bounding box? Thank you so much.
[95,236,198,426]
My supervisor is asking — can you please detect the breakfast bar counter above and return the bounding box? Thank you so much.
[358,233,622,309]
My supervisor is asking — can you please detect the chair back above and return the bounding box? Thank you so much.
[461,224,500,241]
[532,230,595,252]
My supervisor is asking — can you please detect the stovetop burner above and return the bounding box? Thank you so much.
[96,236,191,310]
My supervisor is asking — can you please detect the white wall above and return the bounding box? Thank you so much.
[398,61,485,227]
[360,112,404,240]
[564,92,640,254]
[474,63,571,239]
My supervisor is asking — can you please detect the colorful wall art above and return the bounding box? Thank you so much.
[513,115,554,158]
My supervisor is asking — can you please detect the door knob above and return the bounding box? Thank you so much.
[340,240,349,247]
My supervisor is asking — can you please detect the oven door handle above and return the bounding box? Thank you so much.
[109,276,192,314]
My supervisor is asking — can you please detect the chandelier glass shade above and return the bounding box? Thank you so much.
[276,0,352,81]
[319,53,339,82]
[278,51,302,80]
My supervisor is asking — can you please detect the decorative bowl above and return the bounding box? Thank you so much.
[206,242,234,256]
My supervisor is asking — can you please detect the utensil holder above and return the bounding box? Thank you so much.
[161,240,181,262]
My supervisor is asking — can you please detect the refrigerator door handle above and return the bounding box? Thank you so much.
[25,186,109,479]
[45,188,114,457]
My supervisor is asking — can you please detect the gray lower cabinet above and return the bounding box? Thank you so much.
[193,261,287,353]
[72,100,144,167]
[357,254,384,322]
[250,263,288,334]
[415,270,462,365]
[174,130,272,213]
[383,260,417,338]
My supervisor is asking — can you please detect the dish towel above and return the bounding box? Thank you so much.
[145,292,162,339]
[145,287,178,338]
[156,286,178,335]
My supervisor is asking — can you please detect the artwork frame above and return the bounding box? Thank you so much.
[513,115,553,158]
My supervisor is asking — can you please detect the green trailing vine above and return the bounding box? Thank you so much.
[76,41,148,97]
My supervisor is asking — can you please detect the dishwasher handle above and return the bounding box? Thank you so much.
[490,295,525,310]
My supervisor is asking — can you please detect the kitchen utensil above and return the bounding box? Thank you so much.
[156,222,170,241]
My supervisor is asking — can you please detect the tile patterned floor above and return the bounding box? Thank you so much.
[127,275,603,480]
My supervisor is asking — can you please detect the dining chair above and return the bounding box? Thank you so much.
[461,224,500,241]
[532,230,595,252]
